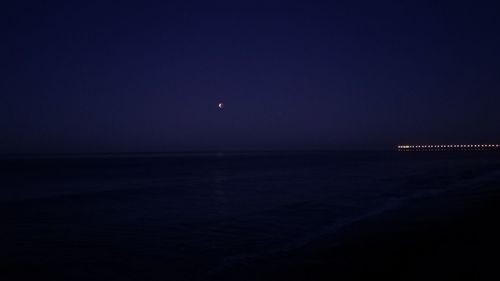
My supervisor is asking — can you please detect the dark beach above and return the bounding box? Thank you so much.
[5,0,500,279]
[211,183,500,281]
[1,152,500,281]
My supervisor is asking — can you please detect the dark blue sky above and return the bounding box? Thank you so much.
[2,0,499,153]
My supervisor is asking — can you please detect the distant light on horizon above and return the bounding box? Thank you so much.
[397,144,500,151]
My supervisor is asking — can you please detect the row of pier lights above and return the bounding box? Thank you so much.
[397,144,500,150]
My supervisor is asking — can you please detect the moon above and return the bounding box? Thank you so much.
[218,102,224,109]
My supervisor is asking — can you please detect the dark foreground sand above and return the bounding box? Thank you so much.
[210,184,500,281]
[3,184,500,281]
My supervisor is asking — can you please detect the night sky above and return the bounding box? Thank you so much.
[2,1,500,153]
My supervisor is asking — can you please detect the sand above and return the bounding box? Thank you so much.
[210,184,500,281]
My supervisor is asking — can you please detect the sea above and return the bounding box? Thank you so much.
[1,151,499,280]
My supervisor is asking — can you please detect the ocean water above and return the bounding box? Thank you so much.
[1,151,499,280]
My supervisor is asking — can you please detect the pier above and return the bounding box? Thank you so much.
[397,144,500,151]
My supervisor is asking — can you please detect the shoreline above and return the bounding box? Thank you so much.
[2,154,500,281]
[210,182,500,280]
